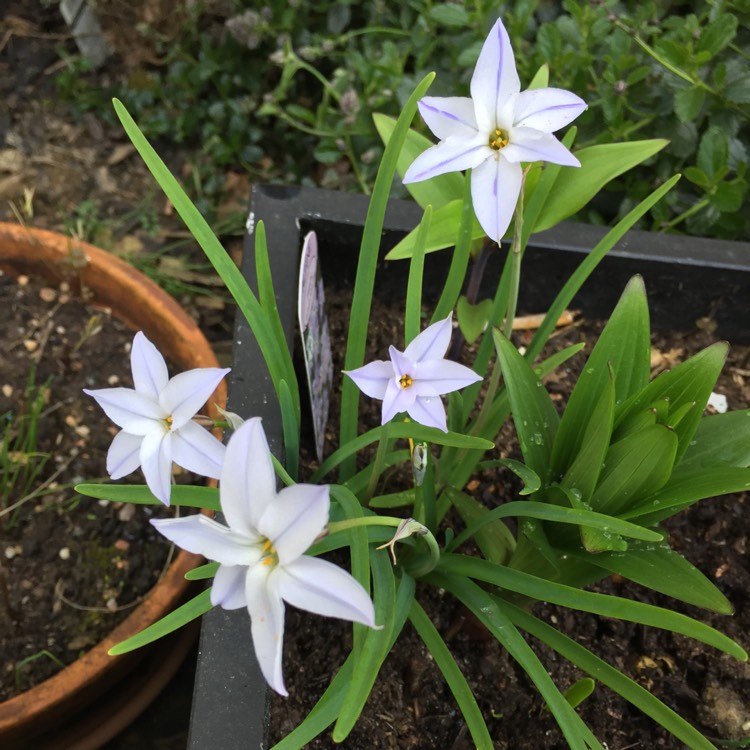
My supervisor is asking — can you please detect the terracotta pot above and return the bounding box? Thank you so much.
[0,223,226,749]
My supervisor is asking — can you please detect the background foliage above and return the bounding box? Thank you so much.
[59,0,749,239]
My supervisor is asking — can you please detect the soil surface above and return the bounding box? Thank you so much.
[268,290,750,750]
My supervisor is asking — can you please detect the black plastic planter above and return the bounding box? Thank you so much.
[188,184,750,748]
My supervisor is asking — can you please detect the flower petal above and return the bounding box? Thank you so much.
[412,359,482,395]
[246,563,287,696]
[211,565,248,609]
[471,18,520,133]
[106,430,143,479]
[151,515,261,565]
[275,556,376,627]
[140,428,173,505]
[470,155,522,243]
[408,395,448,432]
[388,346,414,380]
[503,129,580,167]
[381,377,413,424]
[344,360,394,400]
[417,96,478,140]
[403,134,490,184]
[220,418,277,536]
[513,88,587,132]
[160,367,230,428]
[172,420,226,479]
[403,315,452,363]
[259,483,329,564]
[130,332,169,401]
[84,387,165,434]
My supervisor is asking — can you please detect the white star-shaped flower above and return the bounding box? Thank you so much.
[345,315,482,432]
[151,417,377,695]
[403,17,587,243]
[84,331,229,505]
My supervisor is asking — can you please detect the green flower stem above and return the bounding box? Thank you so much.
[502,166,529,340]
[362,421,389,506]
[327,516,408,535]
[662,197,711,231]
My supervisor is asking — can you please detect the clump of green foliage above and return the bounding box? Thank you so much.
[57,0,749,239]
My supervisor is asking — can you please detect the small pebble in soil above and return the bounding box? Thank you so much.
[58,547,70,560]
[2,384,12,397]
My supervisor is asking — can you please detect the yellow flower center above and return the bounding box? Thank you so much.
[260,537,277,566]
[399,374,414,389]
[489,128,509,151]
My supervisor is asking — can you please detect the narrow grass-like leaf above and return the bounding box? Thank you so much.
[494,330,559,480]
[279,378,299,481]
[405,205,431,345]
[445,500,662,555]
[571,542,733,614]
[433,573,602,750]
[109,589,212,655]
[112,100,298,422]
[439,554,747,660]
[562,678,596,710]
[409,600,493,749]
[75,483,220,511]
[373,114,463,210]
[339,74,435,480]
[524,174,681,364]
[185,562,219,581]
[477,458,541,494]
[504,602,717,750]
[532,140,669,233]
[312,422,493,483]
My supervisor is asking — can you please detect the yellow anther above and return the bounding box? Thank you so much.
[489,128,509,150]
[399,374,413,389]
[262,538,274,553]
[165,415,173,427]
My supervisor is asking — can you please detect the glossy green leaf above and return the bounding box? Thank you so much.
[439,553,747,661]
[572,542,733,614]
[368,489,415,507]
[433,572,602,750]
[505,603,718,750]
[445,487,516,564]
[109,589,212,655]
[678,410,750,471]
[477,458,541,495]
[373,113,463,211]
[551,276,650,478]
[405,205,431,346]
[457,296,493,343]
[532,140,669,233]
[494,330,559,481]
[75,483,221,511]
[561,678,596,710]
[409,600,493,750]
[385,199,484,260]
[185,562,219,581]
[589,424,678,517]
[614,342,728,463]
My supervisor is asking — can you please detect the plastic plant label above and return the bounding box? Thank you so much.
[298,230,333,463]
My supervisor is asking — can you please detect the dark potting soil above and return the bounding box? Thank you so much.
[0,270,182,701]
[268,290,750,749]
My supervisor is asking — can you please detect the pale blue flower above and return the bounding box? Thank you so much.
[403,18,586,243]
[151,418,377,695]
[345,315,482,432]
[84,331,229,505]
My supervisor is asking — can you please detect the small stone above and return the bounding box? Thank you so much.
[67,635,93,650]
[58,547,71,560]
[23,339,38,352]
[1,384,12,398]
[39,287,57,302]
[4,545,21,559]
[114,539,130,552]
[107,374,120,386]
[74,425,91,438]
[105,597,118,612]
[17,274,29,286]
[64,415,78,428]
[118,503,136,522]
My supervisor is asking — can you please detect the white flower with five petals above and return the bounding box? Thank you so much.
[403,18,587,244]
[84,331,229,505]
[345,315,481,432]
[151,417,377,695]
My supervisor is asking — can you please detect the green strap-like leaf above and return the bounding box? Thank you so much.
[373,113,463,211]
[409,600,493,750]
[551,276,649,479]
[432,572,603,750]
[504,602,718,750]
[494,330,559,481]
[405,205,431,345]
[532,139,669,233]
[75,483,221,511]
[678,410,750,471]
[109,589,212,656]
[438,553,747,661]
[570,542,733,614]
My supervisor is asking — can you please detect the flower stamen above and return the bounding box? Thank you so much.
[489,128,509,151]
[399,374,414,389]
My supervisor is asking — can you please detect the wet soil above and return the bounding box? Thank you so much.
[268,291,750,749]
